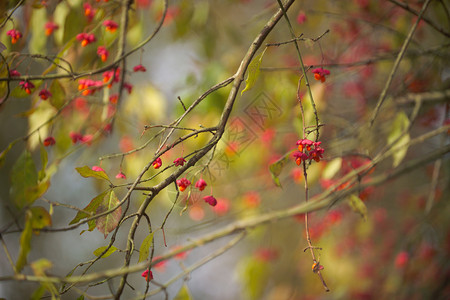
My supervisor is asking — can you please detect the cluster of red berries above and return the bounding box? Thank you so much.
[293,139,325,165]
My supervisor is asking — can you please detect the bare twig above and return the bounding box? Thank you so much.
[370,0,432,126]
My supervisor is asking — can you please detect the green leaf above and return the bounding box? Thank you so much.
[31,285,46,300]
[31,258,52,276]
[322,157,342,180]
[76,166,110,182]
[25,180,50,206]
[10,150,38,209]
[138,232,154,262]
[49,79,66,110]
[174,284,193,300]
[69,190,109,225]
[268,151,293,187]
[30,206,52,234]
[0,139,19,168]
[238,257,270,300]
[29,7,47,54]
[241,47,267,95]
[387,111,410,168]
[62,5,86,45]
[16,210,33,272]
[96,191,122,238]
[93,245,118,258]
[30,258,58,300]
[38,144,48,181]
[348,194,368,221]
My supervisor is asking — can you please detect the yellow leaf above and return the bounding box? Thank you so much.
[139,233,154,262]
[241,48,267,95]
[76,166,110,182]
[30,206,52,234]
[93,246,118,258]
[387,111,410,167]
[16,210,33,272]
[322,157,342,180]
[348,194,368,221]
[96,191,122,238]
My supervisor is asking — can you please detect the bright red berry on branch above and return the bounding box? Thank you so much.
[7,29,22,44]
[296,11,307,24]
[9,69,21,77]
[293,151,308,166]
[394,251,409,269]
[296,138,314,152]
[109,94,118,104]
[103,20,118,33]
[19,81,35,94]
[133,64,147,72]
[176,178,191,192]
[76,33,96,47]
[39,89,52,100]
[311,67,330,83]
[203,195,217,206]
[97,46,109,62]
[153,157,162,169]
[92,166,105,172]
[81,134,93,145]
[123,82,133,94]
[195,178,207,191]
[83,3,96,21]
[115,171,126,179]
[44,22,59,36]
[173,157,186,167]
[309,143,324,162]
[78,79,102,95]
[43,136,56,147]
[103,69,120,87]
[69,132,83,144]
[141,269,153,281]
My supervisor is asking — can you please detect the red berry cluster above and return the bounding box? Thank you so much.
[293,139,325,165]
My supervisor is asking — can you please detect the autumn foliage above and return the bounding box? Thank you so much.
[0,1,449,299]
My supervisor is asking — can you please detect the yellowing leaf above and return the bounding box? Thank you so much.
[25,180,50,206]
[10,150,38,209]
[96,191,122,238]
[31,258,52,276]
[387,111,410,168]
[29,7,47,54]
[30,258,58,299]
[0,139,19,168]
[268,151,293,187]
[322,157,342,180]
[16,210,33,272]
[174,284,193,300]
[69,190,109,225]
[238,256,270,300]
[62,5,86,45]
[138,232,154,262]
[241,48,267,95]
[348,194,368,221]
[38,144,48,181]
[30,206,52,234]
[93,245,118,258]
[27,100,55,150]
[76,166,110,182]
[49,79,66,110]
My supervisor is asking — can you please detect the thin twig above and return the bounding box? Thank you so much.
[370,0,432,126]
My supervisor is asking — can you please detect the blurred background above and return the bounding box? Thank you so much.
[0,0,449,299]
